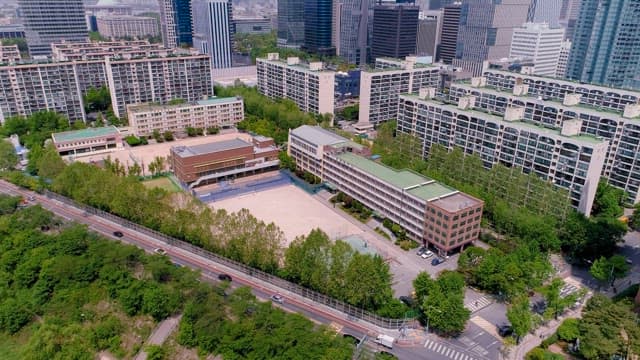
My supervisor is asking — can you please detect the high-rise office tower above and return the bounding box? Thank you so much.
[193,0,234,69]
[371,3,419,60]
[453,0,530,75]
[159,0,193,48]
[555,39,571,78]
[438,3,460,64]
[277,0,305,48]
[335,0,374,64]
[18,0,88,57]
[304,0,335,55]
[425,0,456,9]
[566,0,640,90]
[559,0,580,40]
[510,23,565,77]
[416,10,443,58]
[527,0,561,28]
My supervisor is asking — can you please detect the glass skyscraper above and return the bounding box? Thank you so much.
[193,0,233,68]
[335,0,374,65]
[304,0,334,55]
[159,0,193,48]
[18,0,88,57]
[277,0,305,48]
[566,0,640,90]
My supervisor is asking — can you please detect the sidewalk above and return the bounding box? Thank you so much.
[133,314,182,360]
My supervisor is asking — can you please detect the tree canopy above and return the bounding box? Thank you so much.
[413,271,470,336]
[0,111,79,149]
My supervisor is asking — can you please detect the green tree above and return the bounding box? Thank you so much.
[35,143,66,179]
[414,271,469,336]
[556,318,580,342]
[145,345,166,360]
[0,139,18,170]
[590,255,631,287]
[163,131,174,142]
[83,85,111,113]
[592,179,625,218]
[507,296,532,343]
[539,278,577,320]
[206,126,220,135]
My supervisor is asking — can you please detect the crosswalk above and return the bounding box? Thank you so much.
[424,338,480,360]
[560,282,579,298]
[469,316,501,339]
[465,295,493,313]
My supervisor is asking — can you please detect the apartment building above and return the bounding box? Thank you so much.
[0,52,212,123]
[359,56,442,125]
[127,96,244,137]
[52,126,122,157]
[170,135,279,188]
[257,53,335,115]
[397,87,610,215]
[0,44,20,63]
[456,70,640,206]
[288,125,484,255]
[51,41,196,61]
[96,15,160,39]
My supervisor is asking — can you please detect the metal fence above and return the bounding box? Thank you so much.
[43,190,412,330]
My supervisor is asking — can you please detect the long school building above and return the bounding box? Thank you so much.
[288,125,483,255]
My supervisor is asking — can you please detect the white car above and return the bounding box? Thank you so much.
[421,251,434,259]
[271,294,284,304]
[154,248,167,255]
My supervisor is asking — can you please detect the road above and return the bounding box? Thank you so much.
[2,181,511,360]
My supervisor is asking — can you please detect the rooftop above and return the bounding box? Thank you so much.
[335,152,457,201]
[52,126,119,143]
[127,96,241,113]
[290,125,347,146]
[430,192,483,213]
[196,96,242,106]
[172,138,251,158]
[401,94,607,145]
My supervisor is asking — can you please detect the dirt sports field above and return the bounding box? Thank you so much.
[210,184,364,245]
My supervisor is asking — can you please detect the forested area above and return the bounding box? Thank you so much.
[215,85,331,144]
[528,295,640,360]
[0,196,355,359]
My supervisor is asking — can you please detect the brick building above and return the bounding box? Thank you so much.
[170,136,279,188]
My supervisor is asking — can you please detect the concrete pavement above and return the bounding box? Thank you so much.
[134,314,182,360]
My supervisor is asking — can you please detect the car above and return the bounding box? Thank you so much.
[271,294,284,304]
[28,196,35,201]
[218,273,232,282]
[417,247,427,256]
[154,248,167,255]
[431,257,443,266]
[498,324,513,337]
[625,258,633,265]
[421,251,434,259]
[113,231,124,238]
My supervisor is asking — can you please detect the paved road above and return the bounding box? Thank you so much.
[134,314,182,360]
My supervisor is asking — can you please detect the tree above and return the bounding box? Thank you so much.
[507,296,532,343]
[186,127,197,137]
[539,278,576,320]
[0,140,18,170]
[35,143,66,179]
[145,345,166,360]
[592,179,625,219]
[414,271,469,336]
[148,156,166,177]
[128,163,142,177]
[206,126,220,135]
[590,255,631,287]
[83,85,111,113]
[556,318,580,342]
[163,131,174,142]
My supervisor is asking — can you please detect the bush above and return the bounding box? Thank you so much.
[557,318,579,342]
[526,348,564,360]
[163,131,174,142]
[540,332,559,349]
[125,135,143,146]
[207,126,219,135]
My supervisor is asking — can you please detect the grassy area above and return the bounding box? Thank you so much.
[142,177,181,193]
[0,333,24,360]
[374,227,391,240]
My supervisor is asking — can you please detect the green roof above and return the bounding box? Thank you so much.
[337,152,427,189]
[196,96,241,106]
[335,152,458,201]
[408,182,457,201]
[52,126,119,143]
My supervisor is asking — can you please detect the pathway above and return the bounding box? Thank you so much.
[134,314,182,360]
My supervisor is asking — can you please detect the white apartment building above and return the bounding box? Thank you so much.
[359,56,442,125]
[0,53,212,123]
[479,70,640,204]
[51,40,196,61]
[257,53,335,115]
[127,96,244,137]
[288,125,484,254]
[509,23,565,77]
[0,44,20,63]
[397,90,609,215]
[97,15,160,39]
[555,40,571,78]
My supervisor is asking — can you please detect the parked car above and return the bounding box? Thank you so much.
[154,248,167,255]
[431,257,443,266]
[421,251,434,259]
[498,324,513,337]
[626,258,633,265]
[271,294,284,304]
[113,231,124,238]
[417,247,427,256]
[218,273,232,282]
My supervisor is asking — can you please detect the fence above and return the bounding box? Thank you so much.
[198,172,292,203]
[43,190,412,330]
